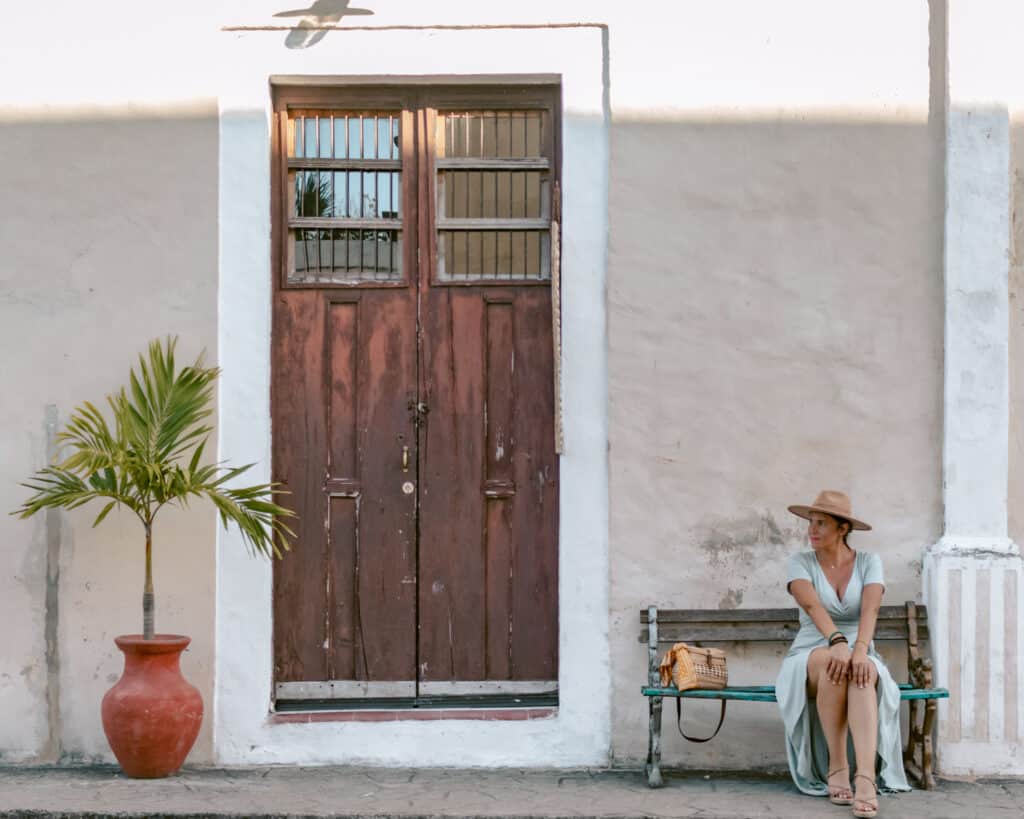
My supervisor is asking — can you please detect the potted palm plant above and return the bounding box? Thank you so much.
[13,337,294,778]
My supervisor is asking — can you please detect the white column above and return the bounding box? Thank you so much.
[924,0,1024,776]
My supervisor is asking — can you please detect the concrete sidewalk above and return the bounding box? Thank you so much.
[0,765,1020,819]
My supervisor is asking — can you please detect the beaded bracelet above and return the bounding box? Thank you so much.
[827,630,843,644]
[829,634,848,647]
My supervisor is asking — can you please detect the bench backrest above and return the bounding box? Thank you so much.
[641,603,930,645]
[642,602,935,693]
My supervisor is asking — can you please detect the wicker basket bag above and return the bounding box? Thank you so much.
[659,642,728,691]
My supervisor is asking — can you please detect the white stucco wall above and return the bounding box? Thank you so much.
[0,107,220,763]
[0,0,982,771]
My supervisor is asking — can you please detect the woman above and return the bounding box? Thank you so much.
[776,490,910,818]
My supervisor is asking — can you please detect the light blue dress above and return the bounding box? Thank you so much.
[775,550,911,795]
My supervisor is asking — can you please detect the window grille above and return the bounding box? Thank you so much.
[435,110,552,283]
[286,111,403,284]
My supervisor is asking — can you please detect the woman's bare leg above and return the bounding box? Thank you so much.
[848,662,880,811]
[807,647,851,798]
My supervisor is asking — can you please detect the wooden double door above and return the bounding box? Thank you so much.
[271,87,560,703]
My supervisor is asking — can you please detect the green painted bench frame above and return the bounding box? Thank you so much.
[641,602,949,789]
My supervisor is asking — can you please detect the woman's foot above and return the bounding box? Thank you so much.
[852,774,878,818]
[827,766,853,805]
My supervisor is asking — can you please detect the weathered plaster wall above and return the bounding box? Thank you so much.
[1013,121,1024,546]
[604,4,944,764]
[0,110,220,763]
[607,116,944,766]
[1,0,948,769]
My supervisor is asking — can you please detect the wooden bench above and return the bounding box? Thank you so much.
[641,602,949,789]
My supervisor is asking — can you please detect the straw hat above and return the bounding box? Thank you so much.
[787,489,871,531]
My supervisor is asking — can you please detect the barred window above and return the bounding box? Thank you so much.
[273,87,559,289]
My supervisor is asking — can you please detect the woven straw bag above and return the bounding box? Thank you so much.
[659,642,728,691]
[658,642,730,743]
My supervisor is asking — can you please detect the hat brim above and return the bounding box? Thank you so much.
[787,504,871,531]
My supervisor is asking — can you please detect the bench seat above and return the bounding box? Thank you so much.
[641,683,949,703]
[641,602,947,790]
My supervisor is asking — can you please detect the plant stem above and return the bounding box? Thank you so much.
[143,521,154,640]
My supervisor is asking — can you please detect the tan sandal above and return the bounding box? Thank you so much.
[827,766,853,806]
[852,773,878,818]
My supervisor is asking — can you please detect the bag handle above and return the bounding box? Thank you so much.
[675,697,727,743]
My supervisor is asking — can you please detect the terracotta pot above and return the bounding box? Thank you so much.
[101,634,203,778]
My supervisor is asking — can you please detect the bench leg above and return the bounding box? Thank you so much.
[903,699,921,773]
[646,696,664,788]
[921,699,937,789]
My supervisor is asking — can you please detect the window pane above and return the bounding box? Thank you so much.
[348,117,361,159]
[304,117,317,158]
[442,111,543,158]
[284,111,403,286]
[289,229,402,284]
[362,171,376,217]
[348,172,362,217]
[363,118,376,161]
[437,230,549,281]
[435,108,551,283]
[295,171,335,217]
[303,170,402,220]
[319,117,332,158]
[333,116,347,158]
[376,117,391,160]
[294,229,321,275]
[289,111,401,159]
[440,171,547,219]
[378,171,393,218]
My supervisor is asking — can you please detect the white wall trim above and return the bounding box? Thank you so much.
[940,1,1016,546]
[925,2,1022,775]
[215,26,609,767]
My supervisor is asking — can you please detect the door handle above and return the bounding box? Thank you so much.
[402,445,409,472]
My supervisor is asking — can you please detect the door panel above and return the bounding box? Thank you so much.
[273,290,331,683]
[504,289,559,680]
[417,289,487,681]
[417,287,558,683]
[325,302,359,680]
[273,289,418,686]
[346,291,418,681]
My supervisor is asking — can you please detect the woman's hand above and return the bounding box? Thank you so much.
[826,642,851,684]
[850,643,873,688]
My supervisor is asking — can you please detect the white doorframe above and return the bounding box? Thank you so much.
[216,25,610,766]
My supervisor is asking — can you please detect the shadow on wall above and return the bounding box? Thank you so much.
[0,108,219,765]
[4,67,1022,778]
[274,0,374,49]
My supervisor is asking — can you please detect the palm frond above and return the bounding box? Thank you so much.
[205,484,295,559]
[115,338,218,469]
[12,336,296,640]
[12,336,295,558]
[14,467,141,520]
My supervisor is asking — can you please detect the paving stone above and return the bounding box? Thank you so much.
[0,766,1019,818]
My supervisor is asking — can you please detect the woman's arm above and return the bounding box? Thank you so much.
[788,578,850,683]
[850,582,884,687]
